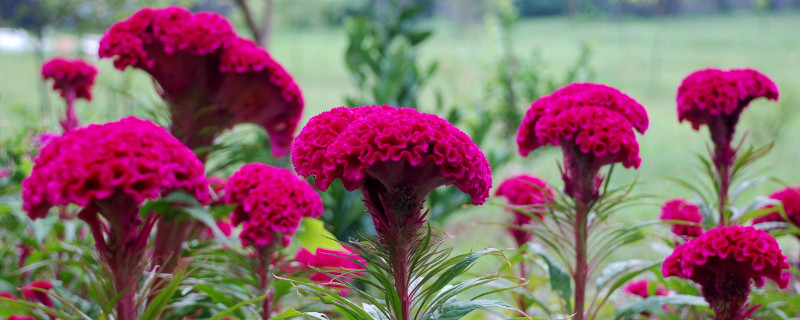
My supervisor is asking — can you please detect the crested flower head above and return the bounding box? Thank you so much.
[677,68,778,131]
[495,175,553,246]
[659,198,704,238]
[295,247,365,295]
[623,279,667,298]
[99,6,303,156]
[21,117,210,219]
[41,57,98,102]
[517,83,648,169]
[225,163,322,249]
[21,280,53,308]
[753,186,800,227]
[663,226,790,289]
[293,106,492,205]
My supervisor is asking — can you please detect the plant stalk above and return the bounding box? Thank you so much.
[573,199,589,320]
[258,246,275,320]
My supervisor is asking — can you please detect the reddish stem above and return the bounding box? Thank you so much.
[702,273,752,320]
[257,246,275,320]
[573,200,589,320]
[60,92,79,132]
[517,259,528,313]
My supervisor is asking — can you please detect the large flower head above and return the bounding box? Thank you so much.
[295,247,365,295]
[753,186,800,227]
[495,175,553,246]
[41,57,97,102]
[660,199,704,238]
[517,83,648,169]
[663,225,790,290]
[225,163,322,249]
[293,106,491,205]
[22,117,210,219]
[98,7,303,156]
[677,68,779,132]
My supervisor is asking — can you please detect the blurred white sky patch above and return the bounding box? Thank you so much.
[0,28,30,52]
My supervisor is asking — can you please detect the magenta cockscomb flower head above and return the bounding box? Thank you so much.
[495,175,553,247]
[623,279,667,298]
[293,106,491,236]
[21,117,209,320]
[6,316,35,320]
[663,226,790,319]
[660,199,704,238]
[295,247,365,295]
[21,280,54,310]
[0,291,16,300]
[225,163,322,249]
[99,7,303,157]
[753,186,800,227]
[517,83,648,202]
[41,58,98,132]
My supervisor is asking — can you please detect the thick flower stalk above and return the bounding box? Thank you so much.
[225,163,322,319]
[516,83,648,320]
[660,198,704,238]
[663,226,790,320]
[295,247,365,295]
[21,117,210,320]
[293,105,491,320]
[99,7,304,273]
[41,58,98,132]
[677,69,779,226]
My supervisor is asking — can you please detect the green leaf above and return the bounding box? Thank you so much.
[596,260,657,289]
[422,299,520,320]
[530,245,572,307]
[296,218,344,252]
[270,307,329,319]
[207,294,267,320]
[614,295,708,320]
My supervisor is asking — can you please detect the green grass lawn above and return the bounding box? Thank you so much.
[2,10,800,250]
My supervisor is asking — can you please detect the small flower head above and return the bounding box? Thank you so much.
[21,280,53,308]
[753,186,800,227]
[623,279,667,298]
[22,117,210,219]
[225,163,322,249]
[517,83,648,169]
[660,199,704,238]
[295,247,365,294]
[293,106,492,205]
[6,316,35,320]
[0,291,16,300]
[495,175,553,246]
[41,58,98,102]
[677,68,779,131]
[662,226,790,290]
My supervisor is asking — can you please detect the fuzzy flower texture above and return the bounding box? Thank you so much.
[753,186,800,228]
[225,163,322,249]
[495,175,553,247]
[663,226,790,319]
[660,199,704,238]
[98,6,303,156]
[41,58,98,132]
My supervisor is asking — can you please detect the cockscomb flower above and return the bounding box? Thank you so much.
[293,105,491,234]
[6,316,35,320]
[663,226,790,319]
[41,58,98,132]
[21,117,209,320]
[0,291,16,300]
[517,83,648,202]
[623,279,667,298]
[660,199,704,238]
[21,280,53,309]
[495,175,553,247]
[753,186,800,227]
[98,6,303,157]
[295,247,365,295]
[225,163,322,249]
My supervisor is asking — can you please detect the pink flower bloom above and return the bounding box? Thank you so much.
[225,163,322,249]
[660,199,704,238]
[99,7,302,157]
[753,186,800,227]
[41,58,98,132]
[21,280,53,309]
[295,247,365,295]
[517,83,647,202]
[0,168,8,179]
[495,175,553,247]
[0,291,16,300]
[623,279,667,298]
[663,226,790,319]
[6,316,35,320]
[21,117,209,320]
